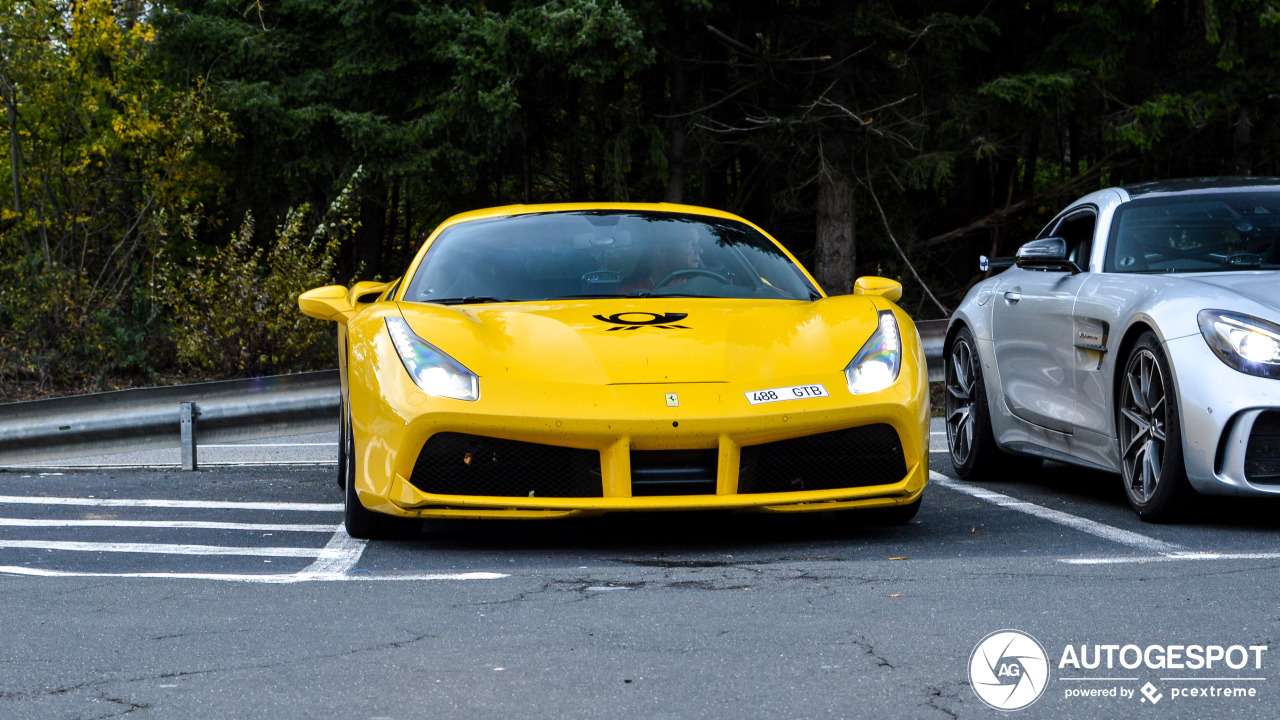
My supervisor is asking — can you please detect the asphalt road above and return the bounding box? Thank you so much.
[2,424,1280,719]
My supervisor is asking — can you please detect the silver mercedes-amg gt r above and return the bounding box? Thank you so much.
[945,177,1280,521]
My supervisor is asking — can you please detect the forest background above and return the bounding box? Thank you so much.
[2,0,1277,399]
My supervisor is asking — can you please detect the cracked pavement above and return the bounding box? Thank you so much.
[2,454,1280,718]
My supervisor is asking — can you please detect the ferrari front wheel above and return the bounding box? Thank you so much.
[1117,332,1194,522]
[945,326,1042,479]
[336,406,348,490]
[342,412,420,540]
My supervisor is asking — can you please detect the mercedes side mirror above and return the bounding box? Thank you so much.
[1015,238,1081,273]
[979,255,1014,272]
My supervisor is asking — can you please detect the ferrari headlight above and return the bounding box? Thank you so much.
[845,310,902,394]
[1198,310,1280,379]
[385,317,479,401]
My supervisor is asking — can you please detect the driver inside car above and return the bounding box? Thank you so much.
[622,223,705,293]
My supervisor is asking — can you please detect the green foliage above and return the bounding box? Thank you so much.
[14,0,1280,394]
[1108,93,1219,153]
[0,0,233,396]
[897,152,955,191]
[0,245,162,394]
[978,72,1083,115]
[161,176,357,376]
[1,0,233,261]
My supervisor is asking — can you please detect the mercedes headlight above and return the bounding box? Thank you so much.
[385,317,479,400]
[1198,310,1280,379]
[845,310,902,394]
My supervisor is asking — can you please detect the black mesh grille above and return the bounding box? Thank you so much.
[631,449,718,496]
[1246,412,1280,484]
[738,424,907,494]
[409,433,603,498]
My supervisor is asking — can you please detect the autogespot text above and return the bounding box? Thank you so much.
[1059,644,1267,670]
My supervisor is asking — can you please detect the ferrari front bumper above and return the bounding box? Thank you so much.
[350,367,929,519]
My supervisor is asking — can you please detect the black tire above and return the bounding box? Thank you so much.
[860,495,923,525]
[945,326,1044,479]
[342,411,420,540]
[1117,332,1195,522]
[336,406,348,490]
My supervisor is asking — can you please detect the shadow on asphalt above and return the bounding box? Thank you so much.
[384,452,1280,553]
[964,459,1280,530]
[410,508,926,554]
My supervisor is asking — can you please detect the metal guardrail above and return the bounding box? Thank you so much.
[917,319,947,382]
[0,371,340,466]
[0,320,947,467]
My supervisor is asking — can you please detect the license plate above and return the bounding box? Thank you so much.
[744,384,829,405]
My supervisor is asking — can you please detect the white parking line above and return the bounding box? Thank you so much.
[185,461,336,467]
[929,471,1182,553]
[0,540,323,557]
[0,495,509,583]
[0,518,339,532]
[1061,551,1280,565]
[298,526,367,577]
[0,566,509,583]
[0,461,338,469]
[0,495,341,511]
[201,443,336,448]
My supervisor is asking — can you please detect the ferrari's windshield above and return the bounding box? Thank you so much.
[1106,191,1280,273]
[402,211,820,304]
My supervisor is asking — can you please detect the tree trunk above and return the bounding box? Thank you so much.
[1020,123,1040,200]
[1067,115,1080,177]
[663,63,688,203]
[704,160,727,210]
[816,170,855,295]
[2,79,20,216]
[522,126,532,203]
[401,178,414,269]
[354,178,387,278]
[385,177,400,262]
[566,88,587,200]
[665,122,686,204]
[1232,108,1252,176]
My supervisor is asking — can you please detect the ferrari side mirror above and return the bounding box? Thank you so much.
[1015,238,1081,273]
[299,285,356,324]
[349,280,394,308]
[853,276,903,302]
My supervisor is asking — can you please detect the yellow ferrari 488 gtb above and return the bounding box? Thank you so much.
[299,203,929,539]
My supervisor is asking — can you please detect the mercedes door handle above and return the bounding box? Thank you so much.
[1003,289,1021,304]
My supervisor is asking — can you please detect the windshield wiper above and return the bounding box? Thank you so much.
[630,292,720,299]
[429,296,514,305]
[544,294,625,300]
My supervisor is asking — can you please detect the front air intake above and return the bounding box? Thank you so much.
[408,433,603,497]
[1246,412,1280,484]
[630,449,719,496]
[738,424,907,494]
